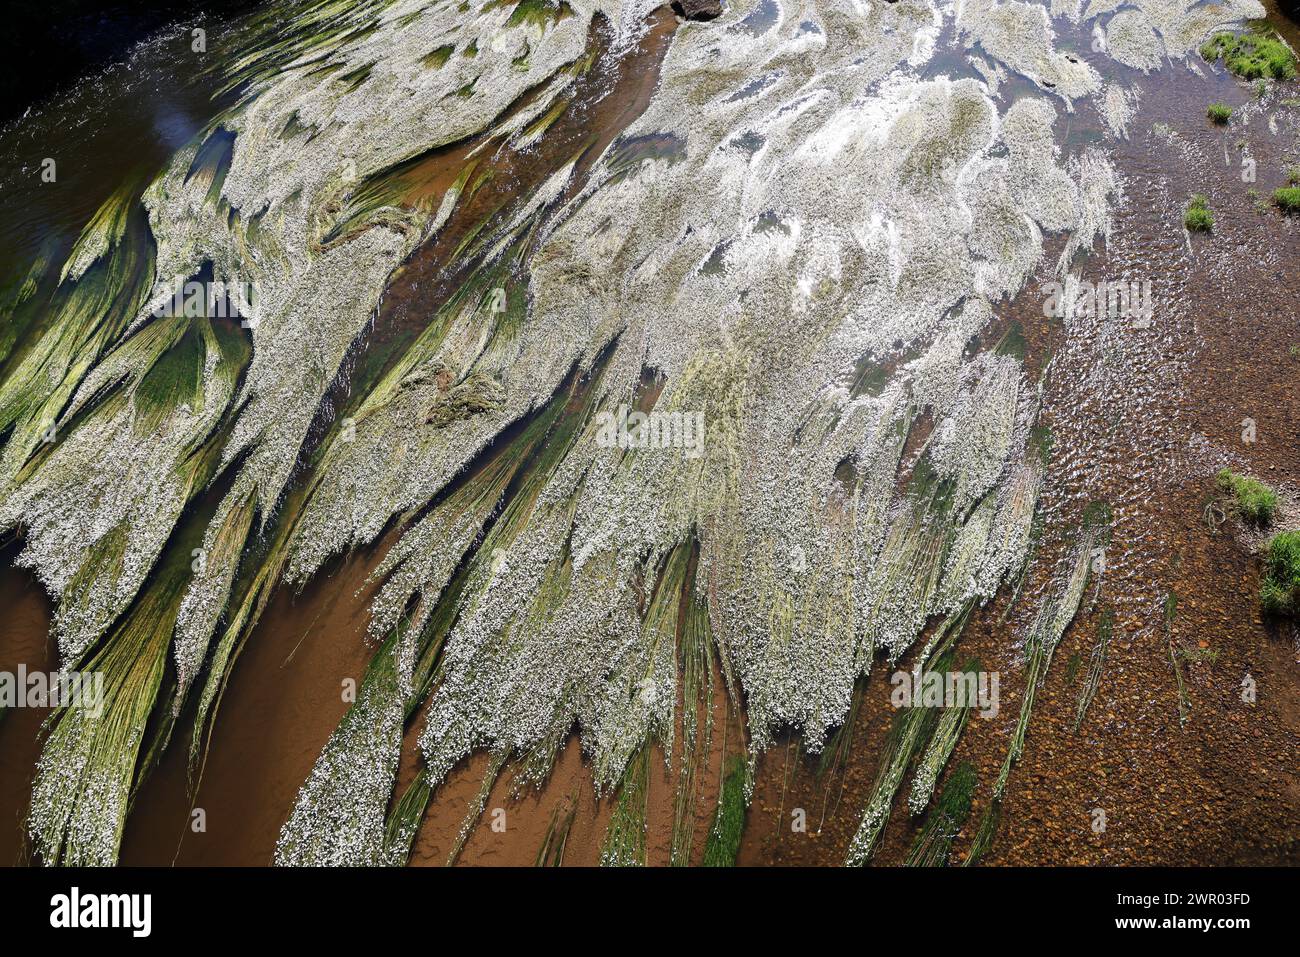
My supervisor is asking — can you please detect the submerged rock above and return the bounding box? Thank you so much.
[672,0,723,21]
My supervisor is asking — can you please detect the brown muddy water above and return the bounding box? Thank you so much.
[0,542,55,865]
[4,5,1300,866]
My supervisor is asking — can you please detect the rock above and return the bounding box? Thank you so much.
[672,0,723,21]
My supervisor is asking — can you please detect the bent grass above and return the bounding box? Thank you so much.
[905,761,977,867]
[702,753,748,866]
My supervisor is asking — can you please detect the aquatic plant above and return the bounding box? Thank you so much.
[996,516,1102,800]
[702,755,748,867]
[909,654,979,816]
[670,551,721,866]
[2,0,1273,867]
[1273,187,1300,213]
[962,507,1106,865]
[421,44,455,68]
[846,645,955,866]
[1179,644,1219,665]
[536,802,577,866]
[1261,531,1300,617]
[1246,186,1266,214]
[1216,469,1277,526]
[1185,194,1214,232]
[905,761,977,867]
[1207,103,1232,124]
[1073,609,1112,731]
[600,746,650,866]
[1201,30,1297,81]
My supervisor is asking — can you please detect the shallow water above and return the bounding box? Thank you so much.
[2,0,1300,866]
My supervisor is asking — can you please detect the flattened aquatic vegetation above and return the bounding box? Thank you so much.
[0,0,1276,866]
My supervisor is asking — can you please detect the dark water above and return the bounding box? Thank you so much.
[0,2,263,354]
[0,1,262,123]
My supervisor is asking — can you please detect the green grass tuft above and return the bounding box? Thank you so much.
[1273,187,1300,213]
[1201,30,1298,81]
[1216,469,1277,526]
[1184,194,1214,232]
[1261,530,1300,617]
[1207,103,1232,124]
